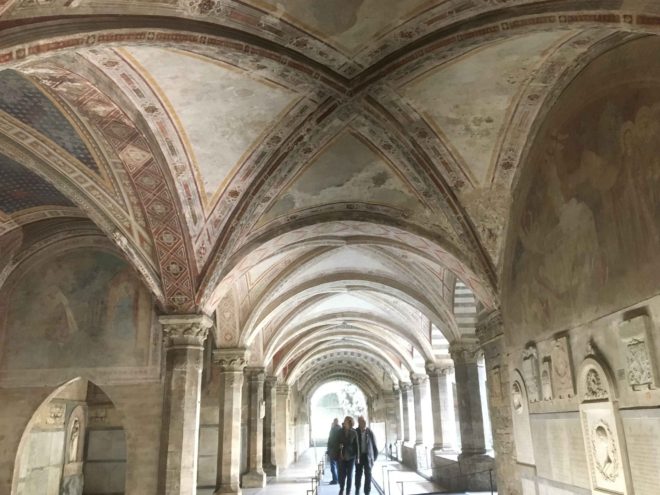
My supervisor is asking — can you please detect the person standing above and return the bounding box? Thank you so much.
[337,416,358,495]
[354,415,378,495]
[327,418,341,484]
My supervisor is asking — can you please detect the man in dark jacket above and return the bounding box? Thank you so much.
[327,418,341,484]
[337,416,358,495]
[354,415,378,495]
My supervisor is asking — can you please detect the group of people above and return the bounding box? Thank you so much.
[326,415,378,495]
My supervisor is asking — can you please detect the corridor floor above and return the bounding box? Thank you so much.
[243,447,449,495]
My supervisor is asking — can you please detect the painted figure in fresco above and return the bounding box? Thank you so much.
[43,286,79,344]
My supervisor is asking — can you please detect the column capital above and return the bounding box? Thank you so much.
[275,384,289,396]
[264,375,278,387]
[399,381,412,392]
[245,367,266,382]
[410,373,428,386]
[425,361,452,377]
[475,308,503,345]
[212,348,248,372]
[449,341,481,365]
[159,314,212,349]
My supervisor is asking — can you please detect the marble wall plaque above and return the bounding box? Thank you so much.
[531,413,589,488]
[580,402,628,494]
[550,337,574,398]
[523,345,541,402]
[621,408,660,495]
[619,315,657,391]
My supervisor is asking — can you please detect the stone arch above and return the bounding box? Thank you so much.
[11,377,127,495]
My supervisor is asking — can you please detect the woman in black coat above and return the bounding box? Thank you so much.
[337,416,358,495]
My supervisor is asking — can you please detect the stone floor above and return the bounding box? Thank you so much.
[240,448,496,495]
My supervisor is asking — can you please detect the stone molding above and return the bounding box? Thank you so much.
[399,381,412,392]
[275,383,290,394]
[476,309,503,345]
[159,314,213,349]
[449,341,481,365]
[213,348,248,372]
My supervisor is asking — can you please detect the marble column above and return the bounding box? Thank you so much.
[159,314,212,495]
[476,310,521,495]
[275,384,290,468]
[213,348,248,495]
[449,341,486,458]
[399,382,413,444]
[243,368,266,488]
[426,362,453,451]
[410,373,428,445]
[262,376,278,476]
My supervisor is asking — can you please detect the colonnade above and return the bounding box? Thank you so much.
[157,312,507,494]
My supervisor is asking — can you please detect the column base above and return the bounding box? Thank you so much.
[241,470,266,488]
[214,484,242,495]
[263,463,278,477]
[457,453,494,492]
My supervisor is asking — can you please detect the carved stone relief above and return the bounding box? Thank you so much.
[585,369,609,401]
[511,381,524,414]
[580,403,629,495]
[522,344,540,403]
[618,314,657,391]
[541,358,553,401]
[550,336,574,398]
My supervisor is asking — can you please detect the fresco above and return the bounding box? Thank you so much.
[504,37,660,342]
[0,249,154,369]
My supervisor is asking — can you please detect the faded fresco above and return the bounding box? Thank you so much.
[0,249,154,369]
[504,38,660,342]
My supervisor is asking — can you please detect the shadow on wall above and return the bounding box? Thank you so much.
[12,377,127,495]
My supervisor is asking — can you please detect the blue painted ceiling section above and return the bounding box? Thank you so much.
[0,153,74,214]
[0,69,99,174]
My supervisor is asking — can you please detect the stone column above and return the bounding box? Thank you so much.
[213,348,248,495]
[399,382,413,444]
[383,390,400,450]
[275,384,290,468]
[262,376,278,476]
[243,368,266,488]
[449,341,486,458]
[426,362,453,451]
[410,374,427,445]
[450,341,494,491]
[159,314,212,495]
[476,310,521,495]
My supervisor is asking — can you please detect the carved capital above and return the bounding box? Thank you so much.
[476,309,503,344]
[410,373,427,386]
[276,383,290,395]
[212,348,248,372]
[449,341,481,365]
[160,314,212,349]
[245,366,266,382]
[425,361,452,377]
[399,381,412,392]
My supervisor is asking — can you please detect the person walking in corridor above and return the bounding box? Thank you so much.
[354,415,378,495]
[337,416,358,495]
[327,418,341,484]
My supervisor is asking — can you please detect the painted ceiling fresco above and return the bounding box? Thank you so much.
[119,46,300,209]
[247,0,434,56]
[0,0,657,387]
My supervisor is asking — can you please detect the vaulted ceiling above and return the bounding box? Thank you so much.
[0,0,653,393]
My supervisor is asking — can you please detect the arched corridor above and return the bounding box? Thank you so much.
[2,3,660,495]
